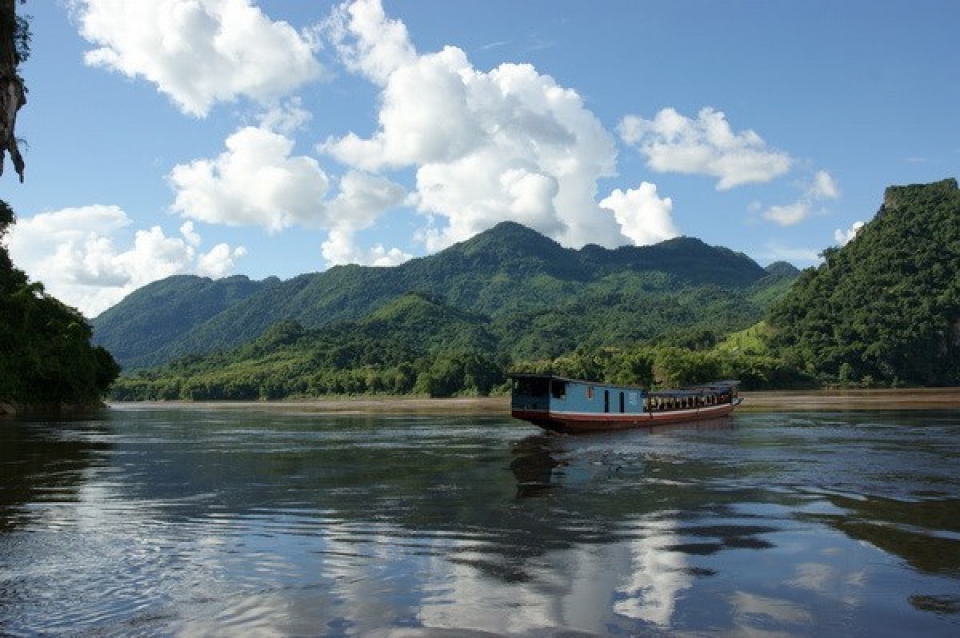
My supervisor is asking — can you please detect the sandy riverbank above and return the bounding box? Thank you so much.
[111,388,960,415]
[738,387,960,411]
[112,396,511,415]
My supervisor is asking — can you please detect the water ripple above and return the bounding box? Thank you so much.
[1,408,958,636]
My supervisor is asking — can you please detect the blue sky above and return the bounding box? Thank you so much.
[3,0,958,317]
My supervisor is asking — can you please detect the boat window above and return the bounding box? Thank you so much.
[550,379,567,399]
[515,377,549,397]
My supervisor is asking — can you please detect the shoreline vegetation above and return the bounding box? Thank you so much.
[0,400,109,417]
[6,181,958,417]
[103,387,960,416]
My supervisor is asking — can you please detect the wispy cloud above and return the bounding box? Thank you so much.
[761,170,841,227]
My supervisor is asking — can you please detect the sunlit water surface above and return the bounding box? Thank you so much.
[1,405,959,637]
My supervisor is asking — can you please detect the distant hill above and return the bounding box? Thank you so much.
[103,179,960,398]
[93,221,782,370]
[768,178,960,385]
[749,261,802,307]
[91,274,276,369]
[111,292,508,400]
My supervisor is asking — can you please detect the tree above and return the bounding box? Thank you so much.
[2,198,121,408]
[0,0,28,181]
[767,179,960,386]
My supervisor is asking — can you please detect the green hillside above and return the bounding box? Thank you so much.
[93,221,778,370]
[91,274,274,368]
[104,222,794,399]
[768,178,960,386]
[79,179,960,399]
[114,293,506,400]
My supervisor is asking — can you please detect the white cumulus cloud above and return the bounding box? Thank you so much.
[618,107,793,190]
[169,124,332,231]
[599,183,679,245]
[320,170,409,266]
[196,239,248,277]
[325,0,417,83]
[70,0,323,116]
[323,0,630,252]
[834,220,864,245]
[6,207,245,317]
[169,119,411,266]
[322,227,411,268]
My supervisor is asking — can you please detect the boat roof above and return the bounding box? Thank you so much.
[510,372,739,393]
[680,380,741,391]
[509,372,644,391]
[649,383,739,398]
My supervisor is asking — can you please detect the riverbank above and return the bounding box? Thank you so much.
[1,400,109,417]
[109,387,960,415]
[739,387,960,411]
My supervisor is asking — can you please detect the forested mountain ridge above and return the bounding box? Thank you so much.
[91,274,276,369]
[108,178,960,399]
[93,221,781,370]
[115,293,507,400]
[768,178,960,385]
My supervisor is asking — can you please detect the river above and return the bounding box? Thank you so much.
[1,402,958,636]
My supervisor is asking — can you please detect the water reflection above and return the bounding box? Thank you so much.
[0,417,112,531]
[809,493,960,575]
[510,436,562,498]
[0,407,958,636]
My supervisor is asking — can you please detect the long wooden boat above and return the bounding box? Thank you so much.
[510,373,742,434]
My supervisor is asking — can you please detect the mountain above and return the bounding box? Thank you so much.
[768,178,960,385]
[91,274,276,369]
[764,261,801,278]
[93,221,784,370]
[113,293,506,400]
[748,261,802,307]
[102,179,960,396]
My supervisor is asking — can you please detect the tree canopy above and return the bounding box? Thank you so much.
[767,179,960,386]
[107,179,960,400]
[92,222,782,370]
[1,200,120,409]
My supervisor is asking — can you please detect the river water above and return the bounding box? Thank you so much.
[1,404,958,637]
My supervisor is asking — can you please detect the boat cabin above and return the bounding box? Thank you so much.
[510,373,741,433]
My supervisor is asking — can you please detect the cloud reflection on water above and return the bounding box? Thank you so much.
[3,409,960,636]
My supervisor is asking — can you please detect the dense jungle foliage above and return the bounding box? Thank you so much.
[767,178,960,386]
[110,295,802,401]
[0,201,120,410]
[93,222,785,370]
[106,224,798,400]
[109,179,960,400]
